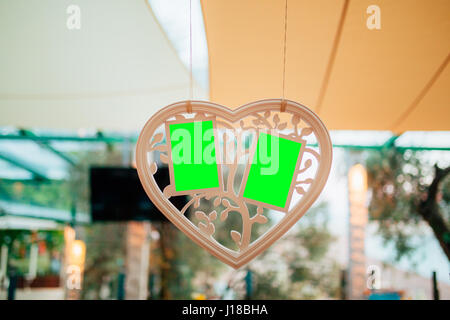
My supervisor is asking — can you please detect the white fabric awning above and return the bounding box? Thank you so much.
[0,0,207,131]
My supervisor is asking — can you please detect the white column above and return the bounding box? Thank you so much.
[348,164,368,300]
[125,221,151,300]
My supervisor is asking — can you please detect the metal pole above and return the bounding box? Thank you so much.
[7,267,17,300]
[340,269,347,300]
[245,269,253,300]
[117,272,125,300]
[432,271,440,300]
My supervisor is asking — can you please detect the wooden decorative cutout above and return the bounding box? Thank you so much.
[135,99,332,269]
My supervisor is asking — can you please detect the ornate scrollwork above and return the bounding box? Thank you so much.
[144,104,323,253]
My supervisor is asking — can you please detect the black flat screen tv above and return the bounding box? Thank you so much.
[90,166,187,222]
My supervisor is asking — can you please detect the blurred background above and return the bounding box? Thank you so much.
[0,0,449,300]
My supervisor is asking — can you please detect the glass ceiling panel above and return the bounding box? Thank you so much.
[30,128,135,142]
[0,140,68,180]
[395,131,450,149]
[329,130,393,147]
[0,158,33,180]
[0,126,19,136]
[48,141,107,153]
[1,125,449,181]
[0,199,89,224]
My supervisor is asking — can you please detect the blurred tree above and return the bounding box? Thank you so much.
[67,143,123,214]
[225,203,340,299]
[151,222,223,299]
[0,179,71,210]
[49,140,338,300]
[0,229,64,276]
[81,222,126,299]
[366,147,450,261]
[149,169,269,299]
[150,201,249,299]
[66,143,126,299]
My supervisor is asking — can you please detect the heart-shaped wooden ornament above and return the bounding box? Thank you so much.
[136,99,332,268]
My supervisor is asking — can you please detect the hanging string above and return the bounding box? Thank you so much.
[189,0,193,99]
[187,0,193,113]
[281,0,288,112]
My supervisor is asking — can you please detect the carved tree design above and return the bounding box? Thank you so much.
[146,108,321,253]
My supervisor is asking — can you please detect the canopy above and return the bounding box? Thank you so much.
[201,0,450,132]
[0,0,448,132]
[0,0,207,131]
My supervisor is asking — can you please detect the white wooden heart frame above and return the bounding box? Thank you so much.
[136,99,332,268]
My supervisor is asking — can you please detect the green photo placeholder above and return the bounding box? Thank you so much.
[243,132,303,209]
[168,120,220,192]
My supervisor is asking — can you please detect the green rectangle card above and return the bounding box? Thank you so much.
[242,132,303,210]
[167,119,220,193]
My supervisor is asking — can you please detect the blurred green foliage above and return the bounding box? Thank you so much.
[0,142,340,299]
[236,203,340,300]
[0,229,64,276]
[366,148,449,261]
